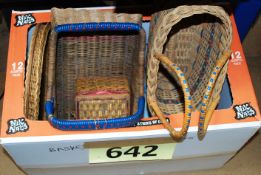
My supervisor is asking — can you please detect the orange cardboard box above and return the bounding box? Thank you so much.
[0,7,260,175]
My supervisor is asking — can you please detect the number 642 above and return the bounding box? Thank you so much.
[106,145,158,158]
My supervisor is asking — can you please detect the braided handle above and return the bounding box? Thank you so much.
[198,51,231,139]
[147,53,192,140]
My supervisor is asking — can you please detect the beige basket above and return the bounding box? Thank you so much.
[147,5,232,140]
[24,23,50,120]
[43,8,145,130]
[46,8,145,120]
[23,8,146,130]
[75,77,130,119]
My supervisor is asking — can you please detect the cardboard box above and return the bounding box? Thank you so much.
[0,7,260,175]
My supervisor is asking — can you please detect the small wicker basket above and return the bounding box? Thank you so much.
[75,77,130,120]
[42,8,145,130]
[147,5,232,140]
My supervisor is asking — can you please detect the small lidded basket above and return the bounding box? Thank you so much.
[75,77,130,120]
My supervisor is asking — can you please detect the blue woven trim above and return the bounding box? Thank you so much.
[45,96,145,130]
[55,22,141,33]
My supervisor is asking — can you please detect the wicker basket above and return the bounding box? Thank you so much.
[75,77,130,119]
[147,5,232,140]
[24,23,50,120]
[43,8,145,130]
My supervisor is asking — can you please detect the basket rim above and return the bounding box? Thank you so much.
[45,96,145,130]
[24,23,50,120]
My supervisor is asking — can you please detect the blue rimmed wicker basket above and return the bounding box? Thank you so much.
[44,8,145,130]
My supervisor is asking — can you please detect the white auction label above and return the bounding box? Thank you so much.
[89,143,176,163]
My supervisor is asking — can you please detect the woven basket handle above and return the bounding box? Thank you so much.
[148,53,192,140]
[198,51,231,139]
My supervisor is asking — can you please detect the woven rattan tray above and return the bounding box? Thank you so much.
[24,23,50,120]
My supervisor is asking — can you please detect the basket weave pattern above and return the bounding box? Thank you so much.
[51,8,142,26]
[24,24,50,120]
[147,5,232,114]
[75,77,130,119]
[147,5,232,139]
[46,8,145,122]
